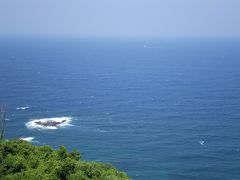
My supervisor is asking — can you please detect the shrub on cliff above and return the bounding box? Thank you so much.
[0,140,130,180]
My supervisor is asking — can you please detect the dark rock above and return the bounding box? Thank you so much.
[35,120,67,127]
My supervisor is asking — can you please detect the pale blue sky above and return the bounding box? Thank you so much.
[0,0,240,37]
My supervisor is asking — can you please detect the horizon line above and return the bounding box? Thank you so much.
[1,34,240,40]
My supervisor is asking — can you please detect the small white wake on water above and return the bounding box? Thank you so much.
[26,117,73,130]
[98,129,108,133]
[16,106,30,110]
[199,140,205,146]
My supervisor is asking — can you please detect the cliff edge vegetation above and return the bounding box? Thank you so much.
[0,140,130,180]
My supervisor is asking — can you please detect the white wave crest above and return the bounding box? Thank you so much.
[26,117,72,130]
[16,106,30,110]
[20,137,35,142]
[98,129,108,133]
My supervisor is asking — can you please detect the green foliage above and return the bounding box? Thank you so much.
[58,146,68,160]
[68,150,81,161]
[0,140,130,180]
[0,106,6,140]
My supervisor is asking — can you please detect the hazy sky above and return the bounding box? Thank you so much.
[1,0,240,37]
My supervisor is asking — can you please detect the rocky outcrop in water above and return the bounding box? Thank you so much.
[34,120,67,127]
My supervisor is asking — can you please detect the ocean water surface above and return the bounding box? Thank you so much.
[1,37,240,179]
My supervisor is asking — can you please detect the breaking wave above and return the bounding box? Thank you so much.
[19,137,35,142]
[16,106,30,110]
[26,117,73,130]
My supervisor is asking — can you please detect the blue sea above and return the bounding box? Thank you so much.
[1,37,240,179]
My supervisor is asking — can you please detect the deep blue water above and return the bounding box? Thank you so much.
[1,37,240,179]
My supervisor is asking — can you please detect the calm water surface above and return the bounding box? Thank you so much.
[1,38,240,179]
